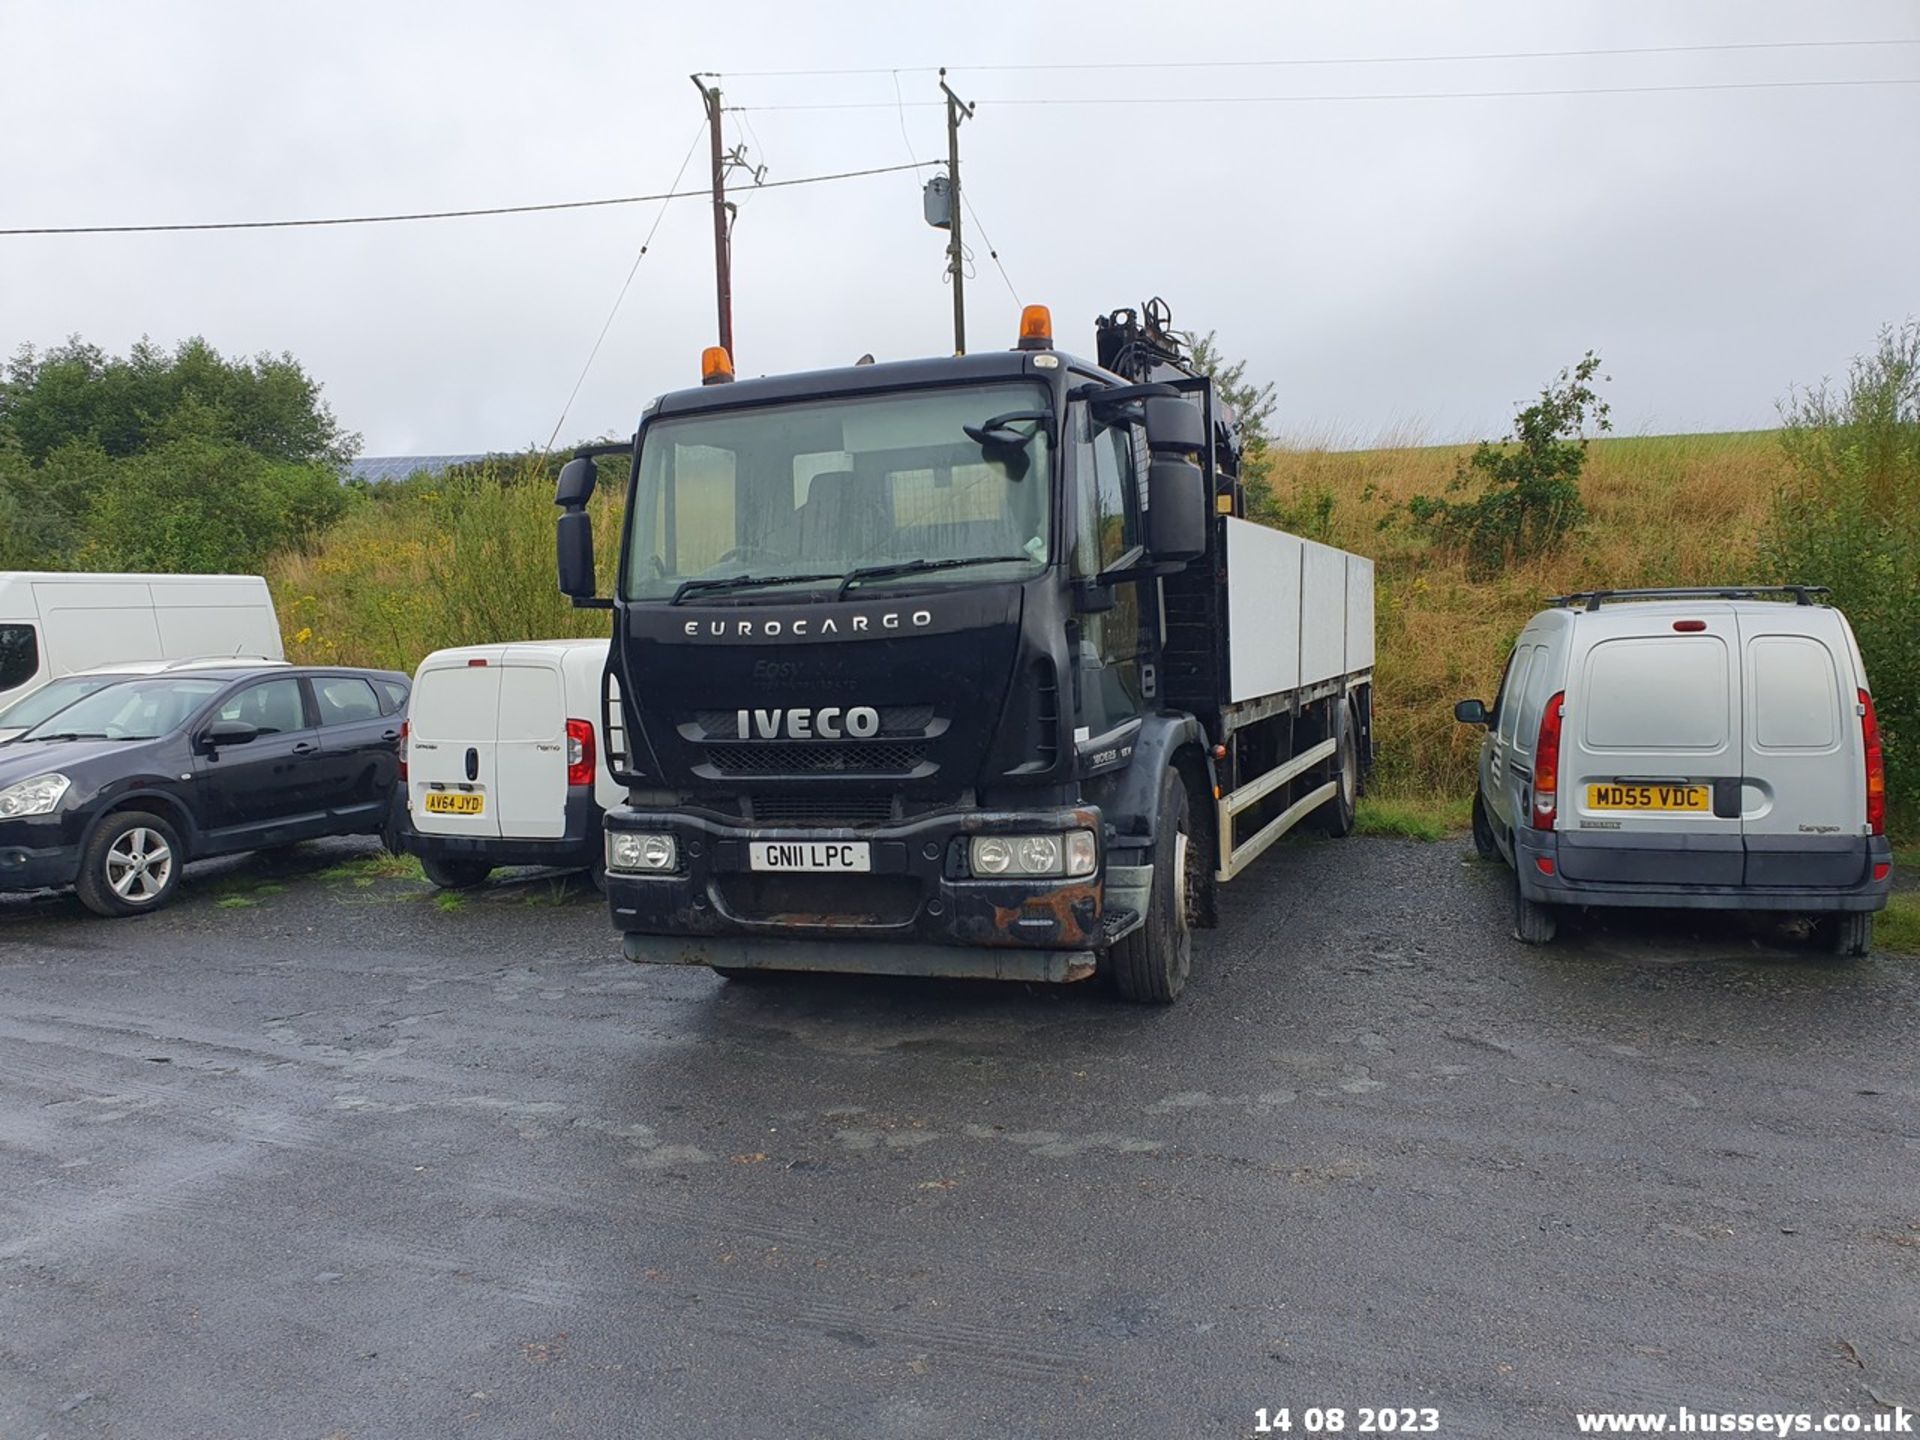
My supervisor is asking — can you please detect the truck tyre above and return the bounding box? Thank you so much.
[1816,911,1873,958]
[1512,865,1557,945]
[76,811,184,918]
[421,855,492,890]
[1313,700,1359,838]
[1109,767,1197,1004]
[1471,791,1499,861]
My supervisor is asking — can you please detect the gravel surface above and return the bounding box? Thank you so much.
[1,835,1915,1439]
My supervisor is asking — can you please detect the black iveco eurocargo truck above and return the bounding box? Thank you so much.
[556,301,1375,1002]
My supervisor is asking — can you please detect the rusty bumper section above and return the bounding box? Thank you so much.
[622,933,1098,983]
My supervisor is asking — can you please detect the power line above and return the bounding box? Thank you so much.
[542,122,707,455]
[730,76,1920,111]
[959,190,1018,308]
[0,159,940,237]
[704,37,1920,79]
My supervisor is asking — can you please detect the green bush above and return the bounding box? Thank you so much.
[1764,320,1920,828]
[1407,353,1610,578]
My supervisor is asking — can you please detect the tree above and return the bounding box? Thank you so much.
[1407,352,1610,577]
[1764,319,1920,824]
[0,335,358,572]
[1189,331,1280,515]
[1,335,358,466]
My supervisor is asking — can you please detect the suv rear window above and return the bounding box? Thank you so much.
[0,623,38,693]
[1582,636,1729,750]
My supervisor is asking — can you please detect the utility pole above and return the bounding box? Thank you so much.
[939,68,974,356]
[691,74,733,357]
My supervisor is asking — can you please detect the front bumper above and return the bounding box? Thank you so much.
[0,816,82,893]
[1516,829,1893,912]
[601,804,1105,975]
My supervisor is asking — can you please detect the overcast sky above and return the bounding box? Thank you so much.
[2,1,1915,456]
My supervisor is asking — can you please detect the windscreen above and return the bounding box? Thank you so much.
[0,675,123,731]
[18,677,226,742]
[623,383,1052,601]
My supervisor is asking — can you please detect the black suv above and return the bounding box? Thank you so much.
[0,665,409,916]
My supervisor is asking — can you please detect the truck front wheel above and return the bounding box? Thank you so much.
[1109,767,1198,1004]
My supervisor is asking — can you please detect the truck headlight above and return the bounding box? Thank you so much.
[969,830,1096,879]
[0,773,71,819]
[607,831,676,873]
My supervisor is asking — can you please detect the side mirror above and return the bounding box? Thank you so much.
[555,456,599,509]
[200,718,259,752]
[1454,699,1490,727]
[556,510,598,603]
[1145,458,1206,563]
[1142,395,1204,454]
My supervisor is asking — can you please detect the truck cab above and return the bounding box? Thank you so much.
[558,303,1373,1001]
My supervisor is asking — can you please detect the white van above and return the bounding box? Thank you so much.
[401,640,620,888]
[1456,587,1892,955]
[0,573,283,715]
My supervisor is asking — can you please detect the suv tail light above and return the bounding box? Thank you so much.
[1531,692,1565,829]
[566,718,595,788]
[398,719,409,782]
[1861,689,1885,836]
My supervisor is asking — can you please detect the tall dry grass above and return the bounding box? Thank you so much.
[1260,431,1786,800]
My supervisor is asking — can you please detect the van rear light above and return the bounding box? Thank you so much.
[1673,619,1706,632]
[1531,691,1565,830]
[398,719,408,782]
[1860,688,1885,836]
[566,718,595,788]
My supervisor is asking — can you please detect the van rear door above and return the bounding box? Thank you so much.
[1560,614,1744,886]
[1736,612,1865,886]
[494,649,569,841]
[409,652,504,839]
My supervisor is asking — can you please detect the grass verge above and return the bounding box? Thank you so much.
[1881,894,1920,956]
[1354,794,1470,842]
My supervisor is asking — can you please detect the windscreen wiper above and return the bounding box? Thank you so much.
[26,731,111,742]
[836,555,1034,600]
[670,571,843,605]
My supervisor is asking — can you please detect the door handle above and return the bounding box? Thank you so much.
[382,730,399,741]
[293,741,319,755]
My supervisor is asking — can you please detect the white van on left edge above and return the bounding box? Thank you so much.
[401,640,621,890]
[0,572,284,714]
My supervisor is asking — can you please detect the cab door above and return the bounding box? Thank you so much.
[1066,399,1154,764]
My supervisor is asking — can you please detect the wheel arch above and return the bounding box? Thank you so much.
[84,789,198,860]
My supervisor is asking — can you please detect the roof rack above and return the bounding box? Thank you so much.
[1546,585,1831,611]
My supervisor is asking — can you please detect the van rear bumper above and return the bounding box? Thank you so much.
[1516,829,1892,912]
[401,791,603,871]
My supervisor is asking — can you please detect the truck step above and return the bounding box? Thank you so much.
[1100,908,1144,945]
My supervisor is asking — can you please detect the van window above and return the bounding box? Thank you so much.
[1497,646,1535,746]
[1749,636,1839,750]
[313,676,382,726]
[498,667,563,743]
[0,623,38,693]
[1582,637,1729,750]
[411,666,498,740]
[1514,645,1559,755]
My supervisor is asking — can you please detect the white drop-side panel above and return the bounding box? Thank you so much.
[1299,542,1349,688]
[1344,556,1375,672]
[1225,519,1301,703]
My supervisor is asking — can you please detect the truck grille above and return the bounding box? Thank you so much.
[748,794,896,827]
[704,740,929,776]
[714,873,922,927]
